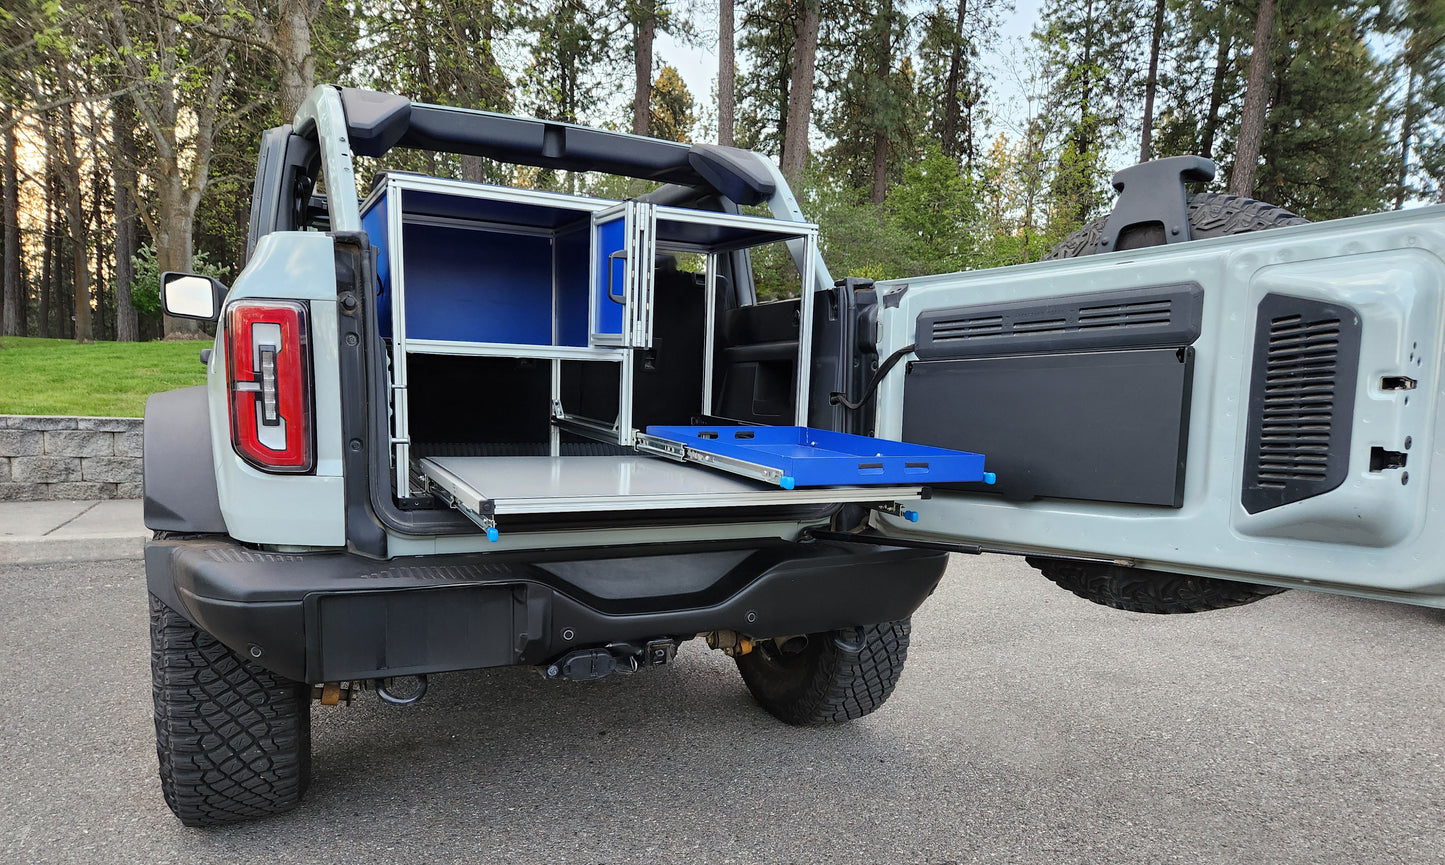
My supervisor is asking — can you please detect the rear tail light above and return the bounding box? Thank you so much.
[226,300,314,473]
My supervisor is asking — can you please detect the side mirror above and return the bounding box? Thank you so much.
[160,272,229,322]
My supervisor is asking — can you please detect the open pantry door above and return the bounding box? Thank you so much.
[590,201,655,349]
[865,206,1445,604]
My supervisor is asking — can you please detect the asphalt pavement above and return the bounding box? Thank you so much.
[2,554,1443,864]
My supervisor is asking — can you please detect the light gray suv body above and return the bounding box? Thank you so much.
[143,85,1445,826]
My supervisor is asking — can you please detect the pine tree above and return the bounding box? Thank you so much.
[1151,0,1246,163]
[1033,0,1147,229]
[916,0,1006,168]
[815,0,918,201]
[650,64,697,142]
[1384,0,1445,205]
[736,0,798,157]
[1249,1,1395,218]
[520,0,607,124]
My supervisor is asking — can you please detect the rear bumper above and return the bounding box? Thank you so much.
[145,537,948,684]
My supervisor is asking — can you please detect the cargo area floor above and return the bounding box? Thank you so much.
[418,455,924,516]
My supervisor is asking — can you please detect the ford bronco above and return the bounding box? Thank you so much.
[145,85,1445,825]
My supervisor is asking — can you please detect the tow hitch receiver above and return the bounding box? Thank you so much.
[644,638,676,666]
[546,639,678,681]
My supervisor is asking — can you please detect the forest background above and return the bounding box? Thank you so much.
[0,0,1441,342]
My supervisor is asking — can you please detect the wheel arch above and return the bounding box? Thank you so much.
[144,386,227,535]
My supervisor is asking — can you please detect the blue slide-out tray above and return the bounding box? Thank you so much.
[644,425,993,488]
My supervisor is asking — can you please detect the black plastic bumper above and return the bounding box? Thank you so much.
[145,537,948,684]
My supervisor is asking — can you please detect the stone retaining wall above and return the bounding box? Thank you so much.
[0,416,143,501]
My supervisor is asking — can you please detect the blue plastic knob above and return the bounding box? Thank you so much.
[780,476,796,490]
[983,472,997,485]
[486,526,500,542]
[904,510,919,522]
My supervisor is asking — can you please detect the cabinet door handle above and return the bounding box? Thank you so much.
[607,250,627,305]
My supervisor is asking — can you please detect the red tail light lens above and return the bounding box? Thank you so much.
[226,300,314,473]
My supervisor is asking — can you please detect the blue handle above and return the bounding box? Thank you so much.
[904,510,919,522]
[780,476,796,490]
[983,472,997,485]
[486,526,499,542]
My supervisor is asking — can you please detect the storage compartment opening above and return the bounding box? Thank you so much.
[363,174,889,524]
[405,355,632,459]
[395,255,721,496]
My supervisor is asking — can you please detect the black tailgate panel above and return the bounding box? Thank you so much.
[902,347,1194,507]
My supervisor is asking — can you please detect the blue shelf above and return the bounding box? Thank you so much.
[645,425,993,488]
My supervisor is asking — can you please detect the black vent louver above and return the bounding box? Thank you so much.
[1241,294,1361,514]
[914,284,1203,359]
[1076,298,1173,329]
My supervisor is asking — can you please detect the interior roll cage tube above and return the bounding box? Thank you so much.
[290,85,836,293]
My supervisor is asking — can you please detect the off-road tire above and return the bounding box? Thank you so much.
[1028,558,1286,614]
[1030,191,1304,613]
[1043,192,1308,260]
[150,594,312,826]
[736,619,910,725]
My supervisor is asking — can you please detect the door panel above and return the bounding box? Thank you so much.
[590,202,655,348]
[873,206,1445,603]
[902,347,1193,506]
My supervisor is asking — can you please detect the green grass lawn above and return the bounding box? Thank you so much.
[0,336,210,418]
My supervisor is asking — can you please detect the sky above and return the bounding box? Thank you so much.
[654,0,1045,143]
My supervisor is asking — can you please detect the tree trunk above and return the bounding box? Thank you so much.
[2,122,21,337]
[718,0,736,146]
[277,0,320,121]
[1395,66,1417,210]
[1139,0,1166,162]
[870,0,894,205]
[412,0,439,173]
[780,0,821,187]
[633,1,657,136]
[0,122,4,339]
[1230,0,1276,198]
[1199,23,1231,160]
[60,102,93,344]
[460,155,485,183]
[871,135,889,204]
[1070,0,1096,226]
[940,0,968,159]
[40,135,54,338]
[100,0,232,337]
[89,114,109,342]
[157,168,199,337]
[54,234,67,339]
[113,97,139,342]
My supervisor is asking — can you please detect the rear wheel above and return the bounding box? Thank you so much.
[150,594,312,826]
[1030,192,1306,614]
[736,619,910,725]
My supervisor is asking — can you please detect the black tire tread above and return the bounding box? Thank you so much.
[736,619,910,726]
[150,594,311,826]
[1043,192,1308,260]
[1028,558,1286,615]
